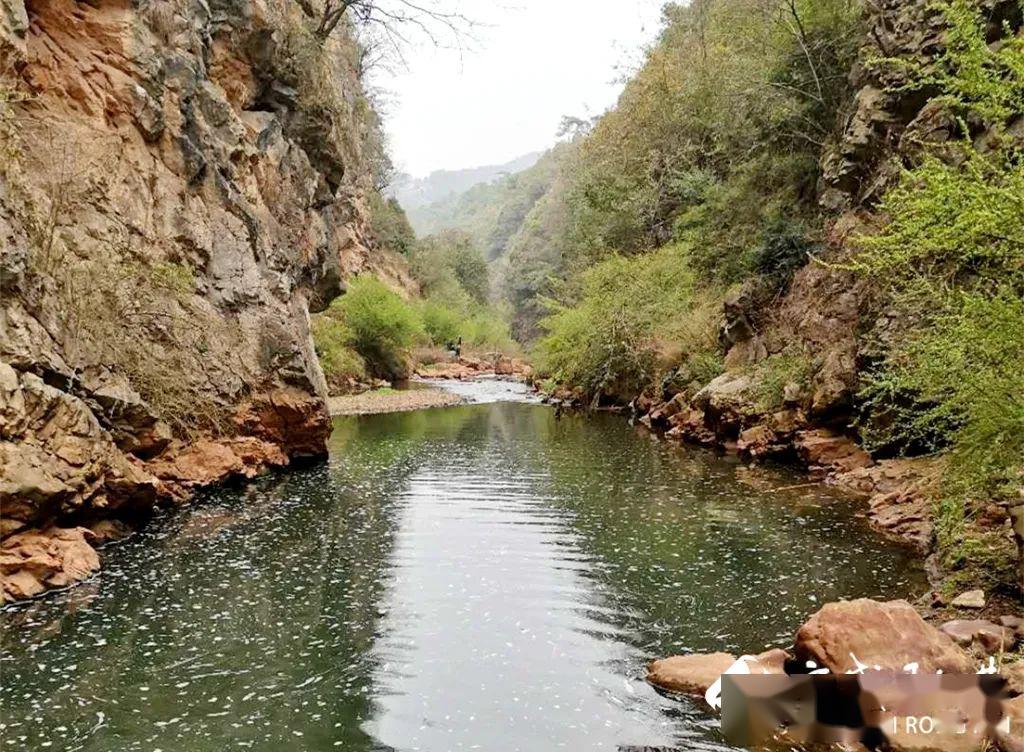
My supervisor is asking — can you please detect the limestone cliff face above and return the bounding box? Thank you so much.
[0,0,383,600]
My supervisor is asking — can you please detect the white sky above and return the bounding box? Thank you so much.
[370,0,668,177]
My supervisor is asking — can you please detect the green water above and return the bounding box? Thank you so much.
[0,397,926,751]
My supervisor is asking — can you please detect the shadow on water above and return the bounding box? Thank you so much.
[1,400,925,752]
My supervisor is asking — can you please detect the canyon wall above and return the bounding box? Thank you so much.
[0,0,383,600]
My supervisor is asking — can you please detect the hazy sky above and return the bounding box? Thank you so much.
[370,0,668,177]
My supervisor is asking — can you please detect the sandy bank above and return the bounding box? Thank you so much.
[328,388,465,416]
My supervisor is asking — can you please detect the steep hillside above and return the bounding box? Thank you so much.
[509,0,1024,598]
[0,0,389,600]
[402,146,566,259]
[390,151,542,219]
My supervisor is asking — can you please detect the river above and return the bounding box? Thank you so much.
[0,383,925,751]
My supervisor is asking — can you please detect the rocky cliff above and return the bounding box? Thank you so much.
[0,0,384,600]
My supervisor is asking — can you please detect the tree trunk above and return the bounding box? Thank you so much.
[1011,497,1024,602]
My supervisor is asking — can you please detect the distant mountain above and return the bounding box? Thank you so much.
[389,152,544,213]
[389,147,569,264]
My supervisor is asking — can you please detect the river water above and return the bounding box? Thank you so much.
[1,383,925,751]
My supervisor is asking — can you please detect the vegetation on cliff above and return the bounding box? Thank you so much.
[313,230,516,389]
[852,0,1024,593]
[521,0,862,392]
[484,0,1023,597]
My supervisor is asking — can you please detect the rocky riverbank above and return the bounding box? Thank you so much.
[415,353,532,381]
[647,598,1024,752]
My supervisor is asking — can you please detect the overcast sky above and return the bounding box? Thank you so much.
[369,0,668,177]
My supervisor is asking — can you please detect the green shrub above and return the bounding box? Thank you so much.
[861,291,1024,499]
[332,275,424,380]
[752,351,816,412]
[312,316,367,388]
[535,243,719,400]
[852,149,1024,283]
[854,0,1024,592]
[420,297,462,347]
[369,192,416,255]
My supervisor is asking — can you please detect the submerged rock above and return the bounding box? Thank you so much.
[646,652,737,696]
[646,649,788,696]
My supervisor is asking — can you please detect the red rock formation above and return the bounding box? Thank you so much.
[0,0,382,601]
[794,599,974,674]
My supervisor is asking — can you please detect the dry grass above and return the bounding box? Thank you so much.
[20,132,251,438]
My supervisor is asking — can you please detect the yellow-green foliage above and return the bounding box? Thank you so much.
[409,232,516,352]
[501,0,862,340]
[855,0,1024,591]
[318,275,424,381]
[312,315,367,388]
[862,292,1024,497]
[854,149,1024,281]
[368,192,416,255]
[878,0,1024,126]
[535,243,721,400]
[752,351,816,412]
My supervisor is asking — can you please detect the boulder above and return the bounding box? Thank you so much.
[147,437,288,490]
[998,615,1023,630]
[794,429,873,473]
[939,620,1017,654]
[794,599,974,674]
[737,425,778,459]
[1002,661,1024,695]
[692,374,756,438]
[647,652,737,695]
[494,357,515,376]
[80,367,172,458]
[666,407,718,446]
[996,696,1024,752]
[0,361,162,529]
[0,527,101,602]
[867,488,934,551]
[232,388,331,459]
[647,649,788,696]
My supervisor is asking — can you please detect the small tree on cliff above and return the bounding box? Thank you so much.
[294,0,473,50]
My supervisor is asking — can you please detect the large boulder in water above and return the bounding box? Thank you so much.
[647,649,788,696]
[647,652,737,695]
[795,599,974,674]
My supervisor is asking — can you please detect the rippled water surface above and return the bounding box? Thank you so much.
[1,391,926,751]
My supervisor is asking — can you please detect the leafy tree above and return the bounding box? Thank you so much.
[369,192,417,255]
[411,231,490,304]
[333,275,424,379]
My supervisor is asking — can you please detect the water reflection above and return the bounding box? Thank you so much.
[1,401,925,751]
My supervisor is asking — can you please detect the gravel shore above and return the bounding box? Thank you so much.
[328,388,465,416]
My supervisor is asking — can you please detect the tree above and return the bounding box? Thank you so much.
[294,0,473,48]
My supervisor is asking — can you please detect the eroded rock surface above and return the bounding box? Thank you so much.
[0,527,101,601]
[0,0,381,600]
[794,599,974,674]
